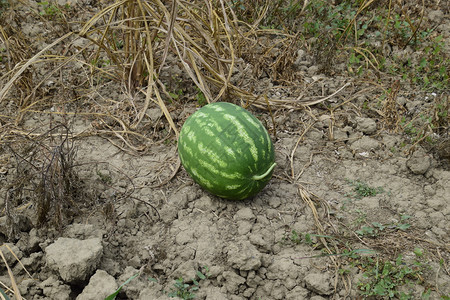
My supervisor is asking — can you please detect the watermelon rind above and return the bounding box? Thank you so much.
[178,102,276,200]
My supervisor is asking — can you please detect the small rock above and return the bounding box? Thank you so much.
[222,271,246,294]
[45,238,103,283]
[159,205,178,222]
[307,65,319,76]
[168,188,190,208]
[18,279,35,296]
[350,136,380,151]
[208,265,224,279]
[407,149,431,175]
[194,195,213,211]
[20,252,43,272]
[269,197,282,208]
[294,49,307,66]
[286,286,309,300]
[242,287,255,298]
[147,108,163,122]
[234,207,255,222]
[1,243,23,266]
[171,260,199,281]
[237,221,253,235]
[436,138,450,159]
[405,100,422,113]
[28,228,40,252]
[428,10,444,22]
[227,240,262,271]
[249,233,271,252]
[76,270,118,300]
[356,117,377,134]
[39,276,71,300]
[304,273,333,295]
[359,196,379,209]
[269,280,288,299]
[426,196,446,211]
[333,128,348,141]
[316,115,332,129]
[128,255,142,269]
[175,230,194,246]
[138,283,168,300]
[204,286,228,300]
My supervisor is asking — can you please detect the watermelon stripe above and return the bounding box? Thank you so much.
[178,102,275,200]
[223,113,258,162]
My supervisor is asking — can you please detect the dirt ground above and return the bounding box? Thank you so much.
[0,0,449,299]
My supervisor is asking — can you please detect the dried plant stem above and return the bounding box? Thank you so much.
[0,32,73,102]
[0,247,22,300]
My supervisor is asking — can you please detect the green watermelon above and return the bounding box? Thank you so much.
[178,102,276,200]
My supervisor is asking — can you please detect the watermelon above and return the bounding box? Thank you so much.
[178,102,276,200]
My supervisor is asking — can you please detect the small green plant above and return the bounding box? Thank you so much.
[282,230,316,246]
[37,1,62,18]
[167,75,184,102]
[358,254,426,299]
[168,278,198,300]
[96,170,112,184]
[347,179,383,199]
[168,267,209,299]
[195,88,207,106]
[90,58,112,68]
[288,230,302,244]
[168,90,183,101]
[356,216,411,237]
[355,223,382,237]
[352,209,367,226]
[0,0,9,16]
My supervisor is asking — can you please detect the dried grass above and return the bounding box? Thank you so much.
[1,0,347,142]
[2,121,88,234]
[0,243,30,300]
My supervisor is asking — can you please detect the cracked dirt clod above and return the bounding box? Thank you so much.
[38,276,71,300]
[76,270,118,300]
[356,117,377,135]
[226,239,262,271]
[407,149,432,175]
[45,238,103,283]
[304,273,333,296]
[221,271,246,294]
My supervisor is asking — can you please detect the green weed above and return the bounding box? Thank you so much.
[96,170,112,185]
[0,0,9,16]
[347,179,383,200]
[37,1,62,18]
[231,0,448,86]
[167,75,184,102]
[352,209,367,226]
[195,88,207,106]
[168,278,198,300]
[355,218,411,238]
[282,230,315,247]
[358,254,426,299]
[412,35,449,90]
[168,267,209,299]
[399,94,449,149]
[355,214,411,237]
